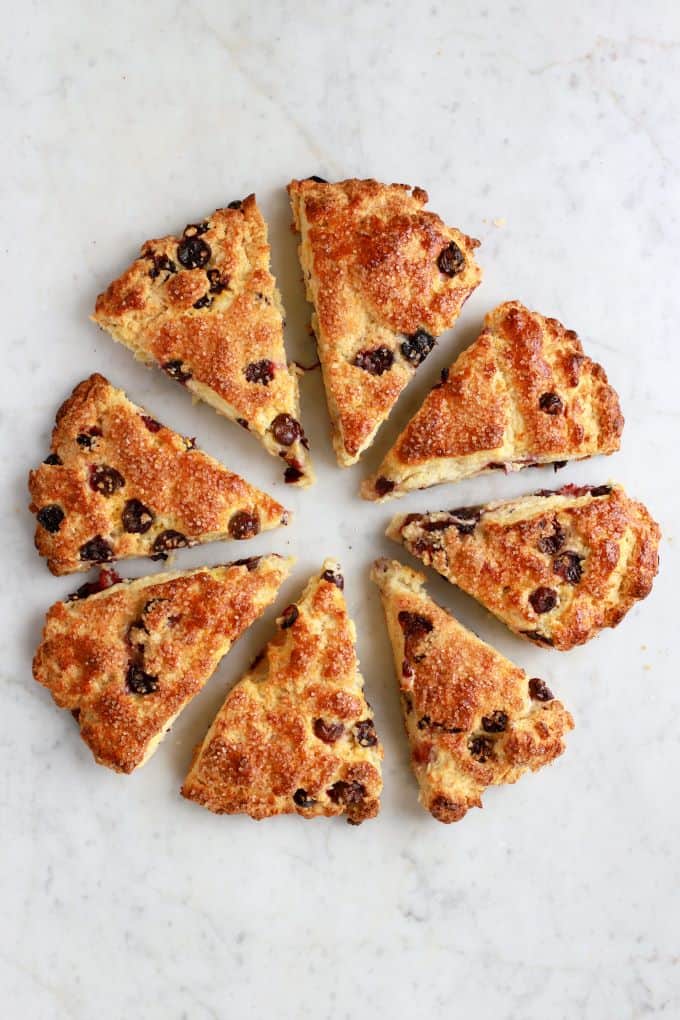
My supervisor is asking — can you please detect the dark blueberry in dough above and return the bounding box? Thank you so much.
[122,498,154,534]
[182,222,209,238]
[529,677,554,702]
[280,604,299,629]
[193,293,212,309]
[126,664,159,695]
[284,466,304,484]
[152,530,188,556]
[468,735,494,762]
[79,536,113,562]
[327,780,366,806]
[397,611,433,639]
[271,413,302,447]
[354,720,378,747]
[313,718,344,744]
[233,556,262,572]
[481,710,508,733]
[162,360,192,384]
[147,252,177,279]
[293,788,316,808]
[207,268,228,293]
[437,240,465,276]
[321,569,344,589]
[538,522,565,555]
[37,504,65,533]
[539,392,564,415]
[307,176,328,183]
[353,346,394,375]
[89,465,125,496]
[529,586,559,614]
[43,453,62,466]
[590,485,612,497]
[228,510,260,540]
[447,506,483,535]
[141,415,162,432]
[244,360,275,385]
[553,550,583,585]
[177,235,211,269]
[401,329,436,367]
[227,199,243,209]
[374,476,395,497]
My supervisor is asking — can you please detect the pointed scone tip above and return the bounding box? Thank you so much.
[181,558,383,824]
[92,196,314,486]
[32,555,294,774]
[387,482,660,651]
[370,557,574,823]
[362,300,624,501]
[28,373,292,575]
[288,177,482,467]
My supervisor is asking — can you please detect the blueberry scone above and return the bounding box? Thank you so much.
[33,556,292,773]
[388,483,660,651]
[182,560,383,824]
[93,196,313,485]
[371,558,573,822]
[288,177,482,466]
[363,301,624,500]
[28,374,290,575]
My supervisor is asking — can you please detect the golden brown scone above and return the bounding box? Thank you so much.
[182,559,383,824]
[388,483,660,651]
[371,558,573,822]
[92,196,313,486]
[32,556,293,773]
[288,177,482,466]
[28,374,290,575]
[363,301,624,501]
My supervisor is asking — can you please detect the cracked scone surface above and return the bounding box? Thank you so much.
[371,558,574,822]
[93,195,313,486]
[32,556,292,773]
[28,373,290,575]
[182,559,383,824]
[363,300,624,500]
[388,483,660,651]
[288,177,482,466]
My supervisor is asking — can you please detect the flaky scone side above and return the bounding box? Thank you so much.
[28,373,290,575]
[288,177,482,466]
[371,558,574,822]
[93,196,313,486]
[363,300,624,501]
[182,559,383,824]
[388,483,660,650]
[33,556,293,773]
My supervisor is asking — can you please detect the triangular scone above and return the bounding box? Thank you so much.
[33,556,292,773]
[363,301,624,500]
[288,178,482,466]
[371,558,574,823]
[28,374,290,575]
[388,483,660,651]
[182,560,383,824]
[93,196,313,486]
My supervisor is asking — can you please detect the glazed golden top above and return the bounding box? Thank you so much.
[371,559,573,823]
[32,557,292,773]
[388,483,660,651]
[364,301,624,500]
[182,560,383,824]
[93,196,312,485]
[288,178,482,465]
[29,374,289,575]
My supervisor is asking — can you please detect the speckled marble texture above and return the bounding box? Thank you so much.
[2,2,679,1017]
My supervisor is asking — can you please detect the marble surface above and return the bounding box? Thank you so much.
[3,2,679,1017]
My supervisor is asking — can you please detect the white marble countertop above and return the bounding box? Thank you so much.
[3,2,679,1017]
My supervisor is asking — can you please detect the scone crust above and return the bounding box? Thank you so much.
[93,196,312,485]
[363,300,624,500]
[28,373,290,575]
[32,556,292,773]
[288,178,482,465]
[388,483,660,650]
[371,559,573,822]
[182,559,383,824]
